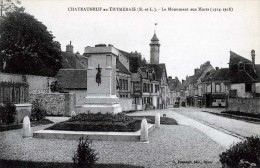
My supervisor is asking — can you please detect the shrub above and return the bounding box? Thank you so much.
[69,112,135,123]
[219,136,260,168]
[47,112,141,132]
[0,105,5,124]
[72,137,98,168]
[5,103,16,124]
[50,81,63,93]
[31,100,47,121]
[0,103,16,124]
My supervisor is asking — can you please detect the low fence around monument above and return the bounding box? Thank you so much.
[29,93,76,116]
[227,98,260,114]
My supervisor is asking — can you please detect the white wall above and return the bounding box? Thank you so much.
[256,83,260,93]
[230,83,253,98]
[119,98,132,112]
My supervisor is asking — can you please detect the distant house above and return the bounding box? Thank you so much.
[168,76,183,107]
[144,63,169,109]
[184,61,214,107]
[255,64,260,97]
[228,51,258,98]
[56,42,88,106]
[226,50,260,114]
[202,68,229,107]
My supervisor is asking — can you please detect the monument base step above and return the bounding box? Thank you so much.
[80,104,122,114]
[33,124,154,141]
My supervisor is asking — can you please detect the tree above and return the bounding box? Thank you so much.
[0,11,62,76]
[1,0,25,17]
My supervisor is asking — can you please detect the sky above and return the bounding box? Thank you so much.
[19,0,260,80]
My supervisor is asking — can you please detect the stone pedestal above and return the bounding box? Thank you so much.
[22,116,33,138]
[140,118,149,143]
[81,46,122,114]
[14,103,32,124]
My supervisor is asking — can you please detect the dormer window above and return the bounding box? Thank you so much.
[238,61,244,71]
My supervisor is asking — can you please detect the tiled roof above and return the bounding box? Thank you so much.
[168,77,182,91]
[116,60,131,75]
[229,51,252,65]
[202,70,215,82]
[229,71,255,84]
[61,52,88,69]
[56,69,87,89]
[144,64,166,80]
[212,68,229,81]
[229,51,257,83]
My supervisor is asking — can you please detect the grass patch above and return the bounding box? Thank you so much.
[133,116,177,125]
[0,159,144,168]
[0,119,53,132]
[221,111,260,119]
[46,113,142,132]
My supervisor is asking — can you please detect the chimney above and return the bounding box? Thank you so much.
[168,76,172,80]
[182,79,185,84]
[216,67,219,71]
[66,41,73,53]
[251,49,255,65]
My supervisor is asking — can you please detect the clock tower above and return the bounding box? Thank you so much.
[150,33,160,64]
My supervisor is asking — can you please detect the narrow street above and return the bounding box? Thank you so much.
[171,107,260,138]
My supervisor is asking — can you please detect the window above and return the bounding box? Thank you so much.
[245,84,252,92]
[238,62,244,71]
[215,83,221,93]
[229,90,237,98]
[87,56,92,69]
[125,80,128,90]
[151,84,153,93]
[119,79,122,90]
[106,55,112,68]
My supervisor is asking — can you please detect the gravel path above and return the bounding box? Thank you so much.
[0,121,224,168]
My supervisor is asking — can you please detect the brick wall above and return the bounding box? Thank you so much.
[29,93,75,116]
[227,98,260,114]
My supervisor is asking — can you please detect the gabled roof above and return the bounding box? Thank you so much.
[118,49,130,58]
[116,60,131,75]
[229,71,255,84]
[183,76,194,86]
[229,51,252,65]
[61,51,88,69]
[212,68,229,81]
[191,62,213,83]
[56,69,87,89]
[168,77,182,91]
[144,63,166,81]
[202,70,215,82]
[229,51,257,83]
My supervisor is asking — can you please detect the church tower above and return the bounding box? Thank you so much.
[150,33,160,64]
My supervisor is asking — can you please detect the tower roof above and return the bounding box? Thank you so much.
[151,33,159,41]
[150,33,160,45]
